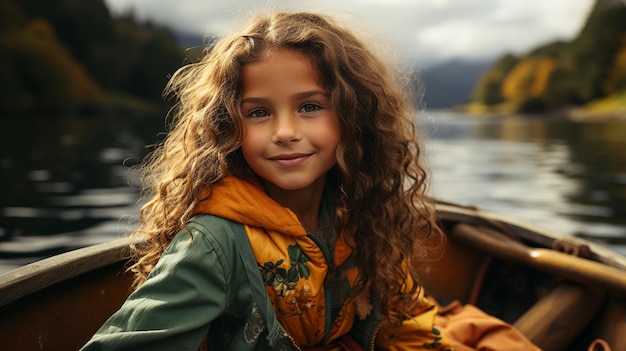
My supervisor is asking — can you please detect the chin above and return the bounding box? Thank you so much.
[273,182,313,191]
[264,176,323,193]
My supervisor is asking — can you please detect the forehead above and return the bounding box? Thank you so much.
[241,49,324,98]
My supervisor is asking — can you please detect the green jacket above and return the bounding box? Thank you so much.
[81,215,378,350]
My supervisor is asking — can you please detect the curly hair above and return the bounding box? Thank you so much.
[129,11,444,330]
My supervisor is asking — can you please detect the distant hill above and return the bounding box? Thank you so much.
[470,0,626,116]
[419,59,492,109]
[170,30,490,110]
[0,0,185,114]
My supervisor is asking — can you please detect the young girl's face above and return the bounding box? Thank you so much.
[240,49,340,195]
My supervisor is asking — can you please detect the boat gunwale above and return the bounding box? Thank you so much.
[435,202,626,270]
[0,236,131,307]
[1,202,625,308]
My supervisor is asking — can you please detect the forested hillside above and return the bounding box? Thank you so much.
[471,0,626,116]
[0,0,186,114]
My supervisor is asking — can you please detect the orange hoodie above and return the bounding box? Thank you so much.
[194,176,452,350]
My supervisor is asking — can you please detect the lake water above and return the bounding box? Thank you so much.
[1,110,625,273]
[423,110,626,253]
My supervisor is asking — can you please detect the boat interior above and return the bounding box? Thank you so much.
[0,204,625,350]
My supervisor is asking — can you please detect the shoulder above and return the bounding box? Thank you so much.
[147,215,249,300]
[169,214,246,272]
[172,213,245,249]
[185,214,244,240]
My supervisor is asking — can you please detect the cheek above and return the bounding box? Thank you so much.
[240,126,263,160]
[324,117,342,151]
[240,135,254,160]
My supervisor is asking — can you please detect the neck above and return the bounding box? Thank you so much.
[261,176,326,233]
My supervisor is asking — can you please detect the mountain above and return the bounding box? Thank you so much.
[419,59,492,109]
[470,0,626,115]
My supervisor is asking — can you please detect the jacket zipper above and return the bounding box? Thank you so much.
[369,324,381,351]
[288,333,302,351]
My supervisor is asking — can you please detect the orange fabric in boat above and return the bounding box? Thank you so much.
[432,299,542,351]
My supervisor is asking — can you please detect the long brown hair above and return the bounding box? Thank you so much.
[130,11,443,329]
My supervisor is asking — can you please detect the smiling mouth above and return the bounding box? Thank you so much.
[268,153,312,166]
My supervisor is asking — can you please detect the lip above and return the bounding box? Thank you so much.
[267,153,312,167]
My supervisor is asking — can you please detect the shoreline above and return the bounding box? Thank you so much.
[453,103,626,121]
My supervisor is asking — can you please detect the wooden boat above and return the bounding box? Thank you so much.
[1,202,625,351]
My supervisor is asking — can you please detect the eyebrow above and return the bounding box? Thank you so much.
[241,90,329,105]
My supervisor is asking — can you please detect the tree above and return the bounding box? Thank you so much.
[472,54,518,105]
[0,17,100,112]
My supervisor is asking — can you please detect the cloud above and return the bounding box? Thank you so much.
[103,0,594,64]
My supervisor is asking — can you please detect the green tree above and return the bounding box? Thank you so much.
[0,17,100,112]
[116,19,186,100]
[603,35,626,94]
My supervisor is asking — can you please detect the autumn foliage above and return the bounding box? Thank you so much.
[0,0,185,114]
[472,0,626,113]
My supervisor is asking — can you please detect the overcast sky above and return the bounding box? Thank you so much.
[103,0,594,66]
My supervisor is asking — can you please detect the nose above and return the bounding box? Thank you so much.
[272,112,302,144]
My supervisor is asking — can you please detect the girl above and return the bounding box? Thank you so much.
[81,11,537,351]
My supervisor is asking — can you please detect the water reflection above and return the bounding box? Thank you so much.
[423,110,626,254]
[0,114,163,272]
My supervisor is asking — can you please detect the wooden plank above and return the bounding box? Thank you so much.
[450,223,626,294]
[0,237,131,307]
[436,203,626,270]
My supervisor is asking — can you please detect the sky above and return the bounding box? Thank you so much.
[103,0,595,66]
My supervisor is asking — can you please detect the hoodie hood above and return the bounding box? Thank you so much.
[194,176,307,237]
